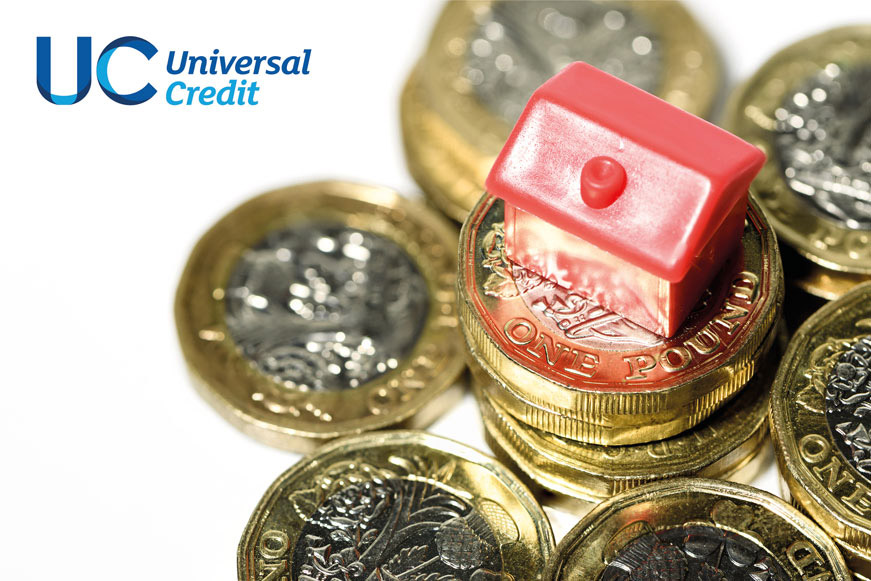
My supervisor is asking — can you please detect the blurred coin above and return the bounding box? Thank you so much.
[237,430,554,581]
[544,478,851,580]
[771,281,871,578]
[458,194,783,445]
[726,26,871,280]
[402,0,720,221]
[175,181,465,451]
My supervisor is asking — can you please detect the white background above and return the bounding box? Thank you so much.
[3,1,871,578]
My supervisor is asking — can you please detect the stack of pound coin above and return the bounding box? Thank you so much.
[401,0,720,222]
[473,322,786,508]
[175,181,466,452]
[544,478,852,580]
[725,26,871,303]
[237,430,555,581]
[459,192,784,446]
[771,282,871,580]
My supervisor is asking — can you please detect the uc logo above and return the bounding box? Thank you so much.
[36,36,158,105]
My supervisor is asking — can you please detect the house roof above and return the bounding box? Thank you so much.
[485,62,765,282]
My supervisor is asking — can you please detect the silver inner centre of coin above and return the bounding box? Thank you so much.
[463,1,663,123]
[224,222,429,391]
[293,477,503,580]
[825,335,871,476]
[775,63,871,229]
[599,523,788,580]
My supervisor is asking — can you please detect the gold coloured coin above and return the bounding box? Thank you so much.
[796,265,871,302]
[237,430,555,581]
[477,319,779,447]
[782,244,871,302]
[402,0,720,221]
[474,328,782,503]
[771,281,871,576]
[459,194,783,445]
[175,181,465,451]
[838,541,871,581]
[725,26,871,277]
[544,478,851,580]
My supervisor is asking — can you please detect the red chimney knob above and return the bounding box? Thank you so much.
[581,156,626,209]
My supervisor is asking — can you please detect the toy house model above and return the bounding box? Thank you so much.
[485,62,765,337]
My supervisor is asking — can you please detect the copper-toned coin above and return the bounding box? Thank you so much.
[459,194,783,445]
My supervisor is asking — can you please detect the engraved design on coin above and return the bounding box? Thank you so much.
[292,477,503,581]
[462,2,663,123]
[825,335,871,476]
[599,523,787,580]
[225,223,428,391]
[480,220,664,350]
[774,64,871,229]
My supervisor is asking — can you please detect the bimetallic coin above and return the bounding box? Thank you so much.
[771,282,871,576]
[473,327,783,503]
[402,0,720,221]
[175,182,465,451]
[726,26,871,276]
[545,478,851,580]
[458,194,783,445]
[237,431,555,581]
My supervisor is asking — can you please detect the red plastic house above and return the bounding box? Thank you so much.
[485,63,765,337]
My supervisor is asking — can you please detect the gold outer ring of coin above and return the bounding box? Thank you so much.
[477,317,778,446]
[724,25,871,275]
[237,430,555,581]
[458,193,783,445]
[770,282,871,569]
[472,324,784,503]
[175,181,466,452]
[544,478,852,580]
[401,0,721,222]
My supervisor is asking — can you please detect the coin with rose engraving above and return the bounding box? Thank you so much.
[473,325,783,503]
[401,0,720,221]
[175,182,465,451]
[725,26,871,282]
[544,478,851,580]
[459,194,783,445]
[237,430,554,581]
[771,282,871,578]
